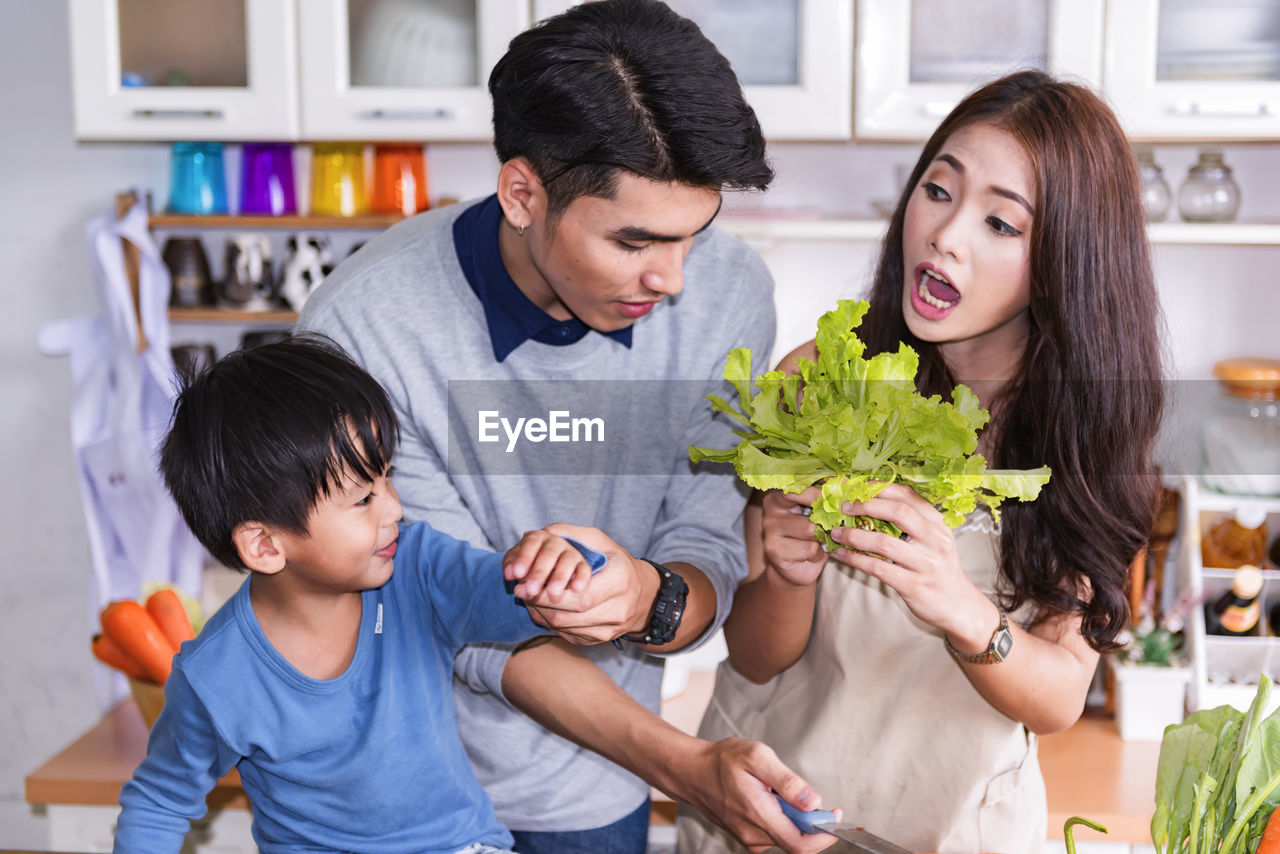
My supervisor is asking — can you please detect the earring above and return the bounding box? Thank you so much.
[517,223,526,236]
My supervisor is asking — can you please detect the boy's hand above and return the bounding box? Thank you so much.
[504,530,595,603]
[515,523,662,646]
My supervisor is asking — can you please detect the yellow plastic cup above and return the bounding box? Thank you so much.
[309,142,369,217]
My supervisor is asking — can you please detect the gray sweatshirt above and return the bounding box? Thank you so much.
[299,198,775,831]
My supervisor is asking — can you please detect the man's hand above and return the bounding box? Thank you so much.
[668,737,840,854]
[516,523,660,645]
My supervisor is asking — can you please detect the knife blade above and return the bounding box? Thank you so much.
[774,794,913,853]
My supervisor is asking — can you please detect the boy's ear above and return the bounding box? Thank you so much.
[496,157,544,232]
[232,522,286,575]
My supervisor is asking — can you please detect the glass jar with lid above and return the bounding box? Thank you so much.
[1178,150,1242,223]
[1135,146,1172,222]
[1202,358,1280,496]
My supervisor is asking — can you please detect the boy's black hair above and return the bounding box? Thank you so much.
[160,333,400,572]
[489,0,773,219]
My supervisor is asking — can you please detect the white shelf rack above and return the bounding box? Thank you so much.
[1181,476,1280,716]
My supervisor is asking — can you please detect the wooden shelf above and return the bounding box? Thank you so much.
[149,213,406,229]
[169,307,297,324]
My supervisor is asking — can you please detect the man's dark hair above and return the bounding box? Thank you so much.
[489,0,773,218]
[160,333,400,572]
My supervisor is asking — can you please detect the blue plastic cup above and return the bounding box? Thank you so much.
[167,142,228,215]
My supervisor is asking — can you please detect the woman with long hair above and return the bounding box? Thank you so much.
[679,70,1165,853]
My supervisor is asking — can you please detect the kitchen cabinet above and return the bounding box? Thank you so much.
[297,0,532,141]
[532,0,855,140]
[68,0,531,141]
[853,0,1104,140]
[68,0,299,140]
[1179,476,1280,717]
[1103,0,1280,140]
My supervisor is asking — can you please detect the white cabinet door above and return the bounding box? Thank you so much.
[854,0,1104,140]
[68,0,298,140]
[1104,0,1280,140]
[534,1,853,141]
[297,0,531,141]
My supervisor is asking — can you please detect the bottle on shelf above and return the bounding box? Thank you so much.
[1201,505,1269,569]
[1205,564,1263,637]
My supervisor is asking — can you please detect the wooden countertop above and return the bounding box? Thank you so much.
[24,699,247,811]
[1041,710,1160,842]
[25,689,1160,844]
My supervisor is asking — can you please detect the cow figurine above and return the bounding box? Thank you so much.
[279,233,335,312]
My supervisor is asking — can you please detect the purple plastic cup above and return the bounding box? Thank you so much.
[239,143,297,216]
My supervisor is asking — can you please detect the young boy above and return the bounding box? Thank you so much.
[115,334,598,854]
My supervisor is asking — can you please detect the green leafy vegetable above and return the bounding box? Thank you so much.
[1153,674,1280,853]
[689,299,1051,546]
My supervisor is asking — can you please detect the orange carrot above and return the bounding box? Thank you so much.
[1259,805,1280,854]
[100,600,176,684]
[145,588,195,649]
[91,632,149,681]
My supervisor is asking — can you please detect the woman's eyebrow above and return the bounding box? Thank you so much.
[934,153,1033,215]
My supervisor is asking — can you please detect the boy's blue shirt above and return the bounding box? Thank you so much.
[114,521,544,854]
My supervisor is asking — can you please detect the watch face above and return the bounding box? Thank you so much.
[995,629,1014,660]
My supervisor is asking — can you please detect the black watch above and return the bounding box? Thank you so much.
[613,560,688,648]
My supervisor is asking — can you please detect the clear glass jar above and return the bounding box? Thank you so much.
[1135,146,1172,222]
[1202,358,1280,496]
[1178,150,1242,223]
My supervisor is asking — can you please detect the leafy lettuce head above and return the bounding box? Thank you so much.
[690,299,1050,548]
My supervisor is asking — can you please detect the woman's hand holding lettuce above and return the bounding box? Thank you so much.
[690,299,1050,548]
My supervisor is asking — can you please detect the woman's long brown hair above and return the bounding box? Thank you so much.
[861,70,1165,652]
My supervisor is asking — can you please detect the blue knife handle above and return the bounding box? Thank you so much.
[773,793,837,834]
[509,537,607,604]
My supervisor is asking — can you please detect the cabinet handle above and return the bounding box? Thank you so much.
[1168,101,1272,118]
[131,108,225,119]
[360,107,457,121]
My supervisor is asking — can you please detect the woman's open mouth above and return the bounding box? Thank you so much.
[911,265,960,320]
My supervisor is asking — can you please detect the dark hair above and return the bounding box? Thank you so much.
[861,70,1164,652]
[488,0,773,218]
[160,333,400,572]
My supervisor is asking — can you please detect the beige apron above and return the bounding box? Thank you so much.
[677,509,1046,854]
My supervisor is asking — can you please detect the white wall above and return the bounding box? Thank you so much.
[3,1,1280,848]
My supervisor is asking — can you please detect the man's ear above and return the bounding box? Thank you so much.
[232,522,287,575]
[496,157,545,233]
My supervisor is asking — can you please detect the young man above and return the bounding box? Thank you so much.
[300,2,830,851]
[118,336,602,854]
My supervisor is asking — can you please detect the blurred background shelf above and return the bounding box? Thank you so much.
[169,307,297,324]
[150,213,406,229]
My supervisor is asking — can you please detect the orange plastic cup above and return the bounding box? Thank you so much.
[371,144,429,216]
[310,142,369,217]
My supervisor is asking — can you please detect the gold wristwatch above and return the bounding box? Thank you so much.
[945,610,1013,664]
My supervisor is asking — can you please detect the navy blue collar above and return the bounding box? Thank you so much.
[452,195,633,363]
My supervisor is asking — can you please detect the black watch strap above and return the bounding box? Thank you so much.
[613,560,688,648]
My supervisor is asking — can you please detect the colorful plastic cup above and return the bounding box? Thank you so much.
[167,142,228,215]
[240,142,297,216]
[371,144,429,216]
[309,143,369,217]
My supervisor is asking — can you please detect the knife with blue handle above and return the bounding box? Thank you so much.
[507,537,607,606]
[773,793,913,853]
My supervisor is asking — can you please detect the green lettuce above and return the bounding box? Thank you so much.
[689,299,1051,547]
